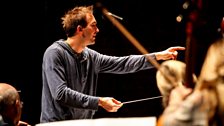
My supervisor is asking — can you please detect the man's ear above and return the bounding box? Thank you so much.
[15,100,20,108]
[77,25,83,32]
[15,99,22,114]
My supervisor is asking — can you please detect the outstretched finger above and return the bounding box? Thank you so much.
[169,46,186,51]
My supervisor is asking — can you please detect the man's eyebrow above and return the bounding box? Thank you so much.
[91,21,97,24]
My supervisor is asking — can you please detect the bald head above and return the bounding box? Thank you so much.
[0,83,22,125]
[0,83,19,108]
[0,83,18,94]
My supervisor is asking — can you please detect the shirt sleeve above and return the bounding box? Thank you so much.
[91,50,156,73]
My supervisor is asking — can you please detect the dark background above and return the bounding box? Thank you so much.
[0,0,223,125]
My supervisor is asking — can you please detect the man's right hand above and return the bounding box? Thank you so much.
[98,97,123,112]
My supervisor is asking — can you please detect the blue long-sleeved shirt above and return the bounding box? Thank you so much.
[40,39,156,122]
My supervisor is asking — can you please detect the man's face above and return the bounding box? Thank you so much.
[82,13,99,46]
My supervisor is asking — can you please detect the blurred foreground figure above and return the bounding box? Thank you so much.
[156,38,224,126]
[0,83,30,126]
[156,60,188,107]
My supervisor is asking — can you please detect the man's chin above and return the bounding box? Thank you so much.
[88,41,95,45]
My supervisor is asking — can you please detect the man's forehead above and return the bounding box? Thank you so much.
[86,13,96,24]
